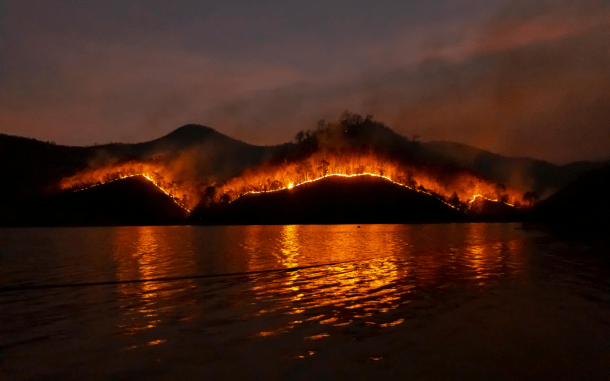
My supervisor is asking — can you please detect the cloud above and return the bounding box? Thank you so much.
[0,33,312,143]
[199,0,610,163]
[428,0,610,60]
[1,0,609,164]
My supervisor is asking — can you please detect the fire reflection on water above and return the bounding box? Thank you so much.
[249,225,406,336]
[244,224,525,339]
[4,225,608,380]
[464,223,526,282]
[108,224,526,345]
[113,227,196,344]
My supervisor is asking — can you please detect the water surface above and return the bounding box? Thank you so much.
[1,224,609,380]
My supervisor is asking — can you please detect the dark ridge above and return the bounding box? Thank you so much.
[422,141,610,196]
[530,165,610,237]
[468,198,523,221]
[145,124,247,150]
[0,176,188,227]
[164,124,218,138]
[192,175,467,225]
[138,124,274,180]
[0,124,272,206]
[2,114,609,218]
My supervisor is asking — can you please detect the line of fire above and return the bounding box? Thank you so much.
[57,115,542,220]
[58,151,538,216]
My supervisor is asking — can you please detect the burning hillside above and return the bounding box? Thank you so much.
[214,150,523,211]
[193,174,467,225]
[59,160,201,211]
[56,113,537,221]
[3,176,188,227]
[208,113,531,211]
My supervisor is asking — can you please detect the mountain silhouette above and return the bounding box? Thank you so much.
[1,176,187,226]
[423,141,610,197]
[192,175,467,225]
[531,164,610,235]
[2,114,609,226]
[0,124,274,206]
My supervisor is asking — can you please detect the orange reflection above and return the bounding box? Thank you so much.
[278,225,300,269]
[279,225,302,302]
[467,224,487,278]
[462,223,525,283]
[249,225,404,337]
[113,227,196,338]
[245,224,528,340]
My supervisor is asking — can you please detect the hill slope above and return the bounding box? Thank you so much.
[0,176,188,226]
[192,175,467,225]
[0,125,274,205]
[422,141,610,197]
[531,165,610,233]
[2,117,608,213]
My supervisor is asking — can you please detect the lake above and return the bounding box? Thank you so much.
[1,224,609,380]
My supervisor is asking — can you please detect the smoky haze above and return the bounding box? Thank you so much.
[1,0,609,164]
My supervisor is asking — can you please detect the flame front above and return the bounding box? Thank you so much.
[59,161,198,212]
[216,151,522,210]
[59,151,527,214]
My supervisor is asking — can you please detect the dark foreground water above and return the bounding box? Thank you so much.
[1,224,609,380]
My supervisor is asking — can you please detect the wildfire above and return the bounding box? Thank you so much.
[216,151,524,211]
[468,194,514,207]
[59,151,527,215]
[239,172,463,210]
[59,161,197,212]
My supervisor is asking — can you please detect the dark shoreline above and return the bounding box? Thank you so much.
[0,216,526,228]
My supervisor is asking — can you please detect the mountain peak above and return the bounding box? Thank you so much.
[164,124,218,139]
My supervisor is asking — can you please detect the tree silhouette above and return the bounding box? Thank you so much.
[270,180,282,190]
[406,171,417,188]
[318,159,330,176]
[295,130,305,144]
[494,183,506,200]
[219,194,231,204]
[204,186,217,206]
[449,192,460,207]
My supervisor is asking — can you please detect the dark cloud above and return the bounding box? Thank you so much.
[202,0,610,163]
[0,0,608,163]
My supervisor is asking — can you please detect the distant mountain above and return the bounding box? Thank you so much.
[137,124,278,181]
[280,116,607,198]
[0,124,276,207]
[531,164,610,233]
[421,141,610,198]
[0,176,187,226]
[192,175,467,225]
[1,116,608,216]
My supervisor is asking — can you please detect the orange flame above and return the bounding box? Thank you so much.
[216,151,522,210]
[59,161,199,212]
[59,151,525,214]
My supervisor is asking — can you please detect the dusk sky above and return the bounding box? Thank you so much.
[1,0,609,163]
